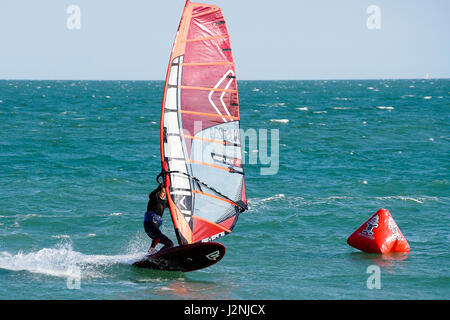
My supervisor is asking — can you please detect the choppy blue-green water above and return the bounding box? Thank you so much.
[0,79,448,300]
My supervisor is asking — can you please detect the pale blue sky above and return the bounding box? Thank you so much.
[0,0,449,80]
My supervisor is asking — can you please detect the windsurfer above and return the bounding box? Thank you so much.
[144,183,174,255]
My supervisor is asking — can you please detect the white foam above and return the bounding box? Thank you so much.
[325,196,353,201]
[376,106,394,110]
[296,107,308,111]
[424,96,432,100]
[0,242,142,279]
[51,235,71,239]
[247,194,287,210]
[259,194,286,203]
[270,119,289,123]
[374,196,439,204]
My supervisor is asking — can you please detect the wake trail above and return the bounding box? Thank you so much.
[0,242,144,279]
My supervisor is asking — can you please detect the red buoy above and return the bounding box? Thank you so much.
[347,208,410,254]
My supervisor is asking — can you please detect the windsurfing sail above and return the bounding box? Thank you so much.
[159,0,247,245]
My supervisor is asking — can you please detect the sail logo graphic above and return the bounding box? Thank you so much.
[208,70,236,123]
[173,194,193,217]
[211,152,241,168]
[206,250,221,261]
[179,196,187,210]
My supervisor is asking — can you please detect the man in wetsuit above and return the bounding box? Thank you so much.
[144,183,174,255]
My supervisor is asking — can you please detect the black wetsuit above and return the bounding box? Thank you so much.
[144,188,174,250]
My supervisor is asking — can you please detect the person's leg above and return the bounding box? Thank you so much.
[144,221,159,252]
[151,238,160,249]
[144,220,173,251]
[159,233,174,251]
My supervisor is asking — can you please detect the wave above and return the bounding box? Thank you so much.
[248,194,286,209]
[374,196,439,204]
[270,102,286,107]
[376,106,394,110]
[109,212,123,216]
[270,119,289,123]
[259,194,286,203]
[247,194,442,211]
[51,235,71,239]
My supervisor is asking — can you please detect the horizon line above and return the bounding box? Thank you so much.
[0,77,449,82]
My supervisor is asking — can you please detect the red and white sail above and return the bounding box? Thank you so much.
[159,0,247,245]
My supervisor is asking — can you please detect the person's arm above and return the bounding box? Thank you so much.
[149,189,158,200]
[147,189,158,212]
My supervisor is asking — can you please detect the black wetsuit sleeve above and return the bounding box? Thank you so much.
[147,189,157,212]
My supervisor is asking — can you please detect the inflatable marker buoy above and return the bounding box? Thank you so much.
[347,208,410,254]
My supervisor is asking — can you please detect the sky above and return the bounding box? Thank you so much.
[0,0,449,80]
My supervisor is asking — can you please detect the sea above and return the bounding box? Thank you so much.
[0,79,448,300]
